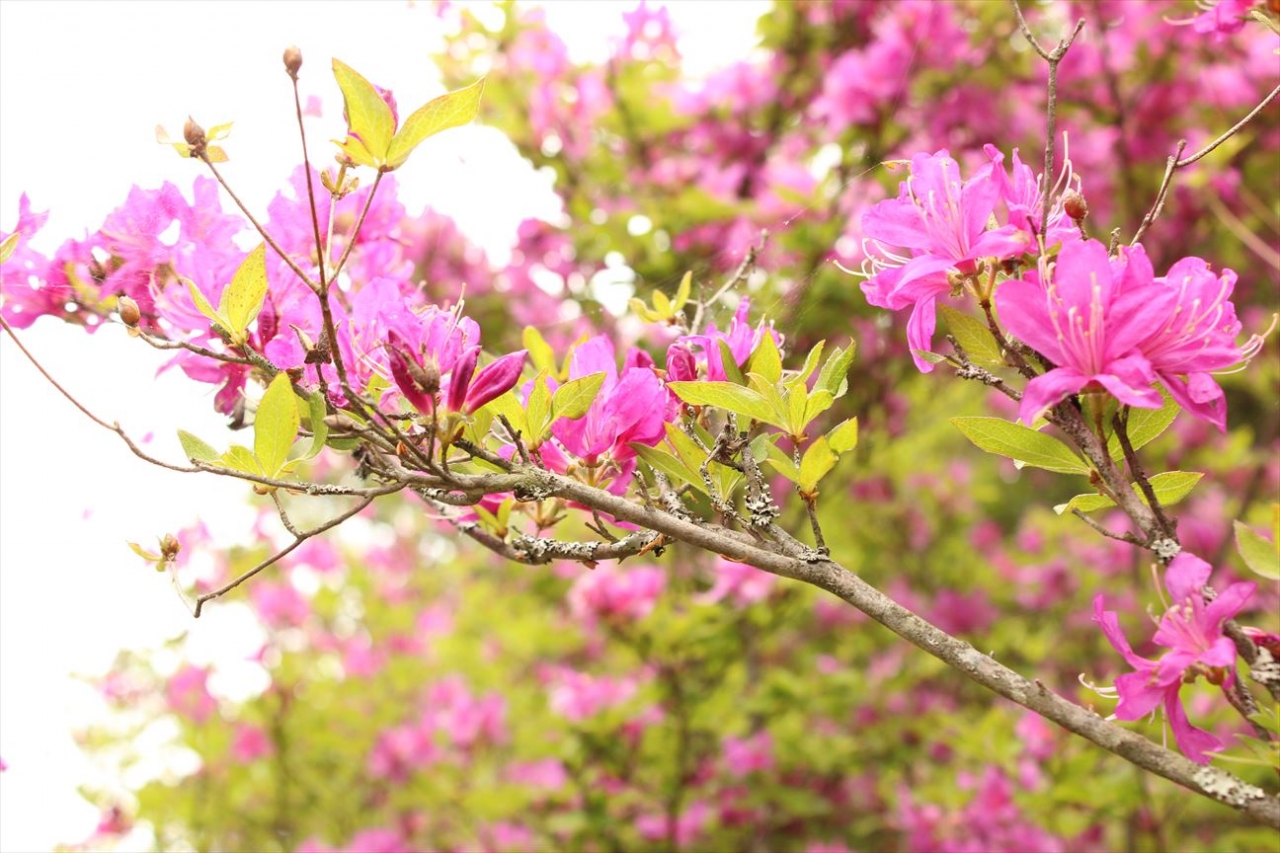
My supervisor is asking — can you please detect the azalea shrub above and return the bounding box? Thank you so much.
[2,1,1280,851]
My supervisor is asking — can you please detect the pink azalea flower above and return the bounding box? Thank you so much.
[636,800,711,847]
[568,564,666,622]
[166,664,217,723]
[721,731,775,777]
[548,336,668,470]
[230,724,273,762]
[696,557,777,607]
[859,148,1028,372]
[544,666,639,722]
[1191,0,1256,38]
[1122,248,1253,431]
[996,238,1171,424]
[667,297,778,383]
[1093,552,1255,763]
[984,144,1082,248]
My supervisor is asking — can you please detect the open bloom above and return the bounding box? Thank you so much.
[996,238,1171,424]
[1125,249,1255,431]
[859,148,1028,372]
[1093,552,1255,763]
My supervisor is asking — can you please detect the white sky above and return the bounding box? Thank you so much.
[0,1,767,849]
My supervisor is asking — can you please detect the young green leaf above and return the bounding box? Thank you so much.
[631,443,703,494]
[667,381,776,425]
[0,232,19,266]
[951,417,1091,475]
[747,333,782,384]
[551,372,606,420]
[332,58,396,167]
[177,429,220,464]
[763,442,800,485]
[1234,518,1280,580]
[221,444,265,476]
[787,341,826,391]
[787,383,809,439]
[1108,386,1180,461]
[938,304,1003,366]
[255,373,301,477]
[525,371,552,446]
[1054,471,1205,515]
[716,339,746,385]
[672,271,692,310]
[220,243,269,341]
[827,418,859,454]
[186,277,226,328]
[385,78,486,170]
[804,390,835,425]
[523,326,557,375]
[799,437,839,495]
[651,288,672,317]
[304,391,329,460]
[815,343,856,399]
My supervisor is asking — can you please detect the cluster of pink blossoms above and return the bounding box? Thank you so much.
[1094,553,1257,763]
[858,147,1257,431]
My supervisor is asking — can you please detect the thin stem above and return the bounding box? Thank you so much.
[0,314,199,474]
[330,170,385,285]
[1132,82,1280,245]
[199,155,318,292]
[290,73,328,293]
[192,492,388,616]
[1010,0,1085,237]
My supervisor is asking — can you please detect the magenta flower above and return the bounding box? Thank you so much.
[859,148,1028,372]
[984,143,1082,249]
[1093,552,1255,763]
[1126,248,1252,431]
[549,336,668,467]
[996,238,1172,424]
[568,564,666,622]
[668,297,778,382]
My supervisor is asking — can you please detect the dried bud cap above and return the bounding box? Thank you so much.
[183,116,206,148]
[1063,191,1089,223]
[118,295,141,327]
[283,45,303,79]
[160,533,181,561]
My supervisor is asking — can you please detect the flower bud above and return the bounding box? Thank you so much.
[118,295,141,327]
[1063,191,1088,223]
[283,45,303,80]
[183,117,206,149]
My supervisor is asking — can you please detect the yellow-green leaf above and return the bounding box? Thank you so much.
[186,277,226,329]
[255,373,300,477]
[787,383,809,438]
[939,304,1003,366]
[673,271,692,310]
[1055,471,1204,515]
[1108,386,1180,462]
[799,437,838,495]
[1235,517,1280,580]
[632,443,703,494]
[0,232,19,266]
[717,339,745,385]
[828,418,859,454]
[523,326,556,375]
[385,77,486,170]
[332,59,396,166]
[747,333,782,384]
[951,417,1091,475]
[525,371,552,446]
[668,381,775,425]
[651,288,672,317]
[551,372,606,420]
[221,444,264,476]
[220,243,269,340]
[816,342,856,398]
[303,390,328,460]
[177,430,220,463]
